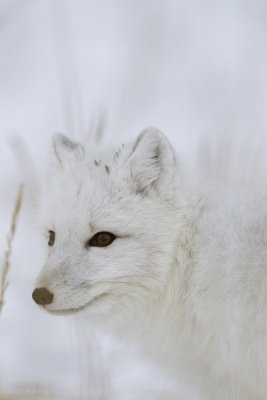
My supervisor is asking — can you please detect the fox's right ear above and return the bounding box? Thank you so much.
[49,133,85,171]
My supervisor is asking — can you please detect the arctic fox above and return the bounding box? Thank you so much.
[32,128,267,399]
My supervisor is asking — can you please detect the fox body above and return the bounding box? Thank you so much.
[33,128,267,399]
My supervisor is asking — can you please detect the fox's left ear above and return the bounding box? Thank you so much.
[49,133,85,171]
[127,127,177,196]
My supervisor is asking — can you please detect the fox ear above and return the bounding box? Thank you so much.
[127,127,176,195]
[50,133,85,170]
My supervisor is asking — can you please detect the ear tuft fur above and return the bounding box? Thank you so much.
[128,127,176,195]
[51,133,85,169]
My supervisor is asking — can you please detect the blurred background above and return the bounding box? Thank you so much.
[0,0,267,398]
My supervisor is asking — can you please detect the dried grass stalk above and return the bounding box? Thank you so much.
[0,184,24,314]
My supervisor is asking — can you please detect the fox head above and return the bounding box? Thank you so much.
[32,127,183,322]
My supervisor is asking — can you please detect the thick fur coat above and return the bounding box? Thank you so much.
[33,128,267,399]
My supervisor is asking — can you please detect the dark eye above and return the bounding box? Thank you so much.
[87,232,116,248]
[48,230,55,246]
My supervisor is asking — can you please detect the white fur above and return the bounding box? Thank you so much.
[34,128,267,399]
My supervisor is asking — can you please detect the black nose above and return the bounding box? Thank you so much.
[32,287,54,305]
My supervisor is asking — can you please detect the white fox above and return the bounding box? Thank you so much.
[33,128,267,399]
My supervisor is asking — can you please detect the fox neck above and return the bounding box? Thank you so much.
[108,197,201,366]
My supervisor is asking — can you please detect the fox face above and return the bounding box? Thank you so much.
[32,128,180,319]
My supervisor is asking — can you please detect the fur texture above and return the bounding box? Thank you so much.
[34,127,267,399]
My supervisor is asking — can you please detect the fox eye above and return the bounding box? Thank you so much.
[48,230,55,246]
[87,232,116,248]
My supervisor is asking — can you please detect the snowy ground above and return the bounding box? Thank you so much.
[0,0,267,399]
